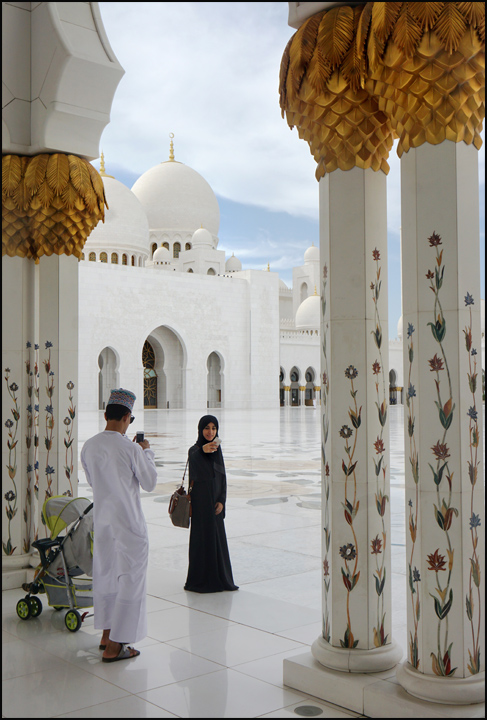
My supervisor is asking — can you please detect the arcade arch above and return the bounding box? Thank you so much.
[290,365,300,406]
[280,366,285,406]
[98,347,120,410]
[143,327,186,408]
[305,367,317,405]
[207,352,223,408]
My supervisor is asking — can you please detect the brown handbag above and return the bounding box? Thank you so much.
[168,460,192,528]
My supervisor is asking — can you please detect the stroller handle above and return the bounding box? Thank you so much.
[83,503,93,516]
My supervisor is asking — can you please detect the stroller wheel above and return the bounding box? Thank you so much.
[29,596,43,617]
[65,609,82,632]
[16,598,32,620]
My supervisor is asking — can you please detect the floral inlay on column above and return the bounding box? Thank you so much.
[339,365,361,649]
[24,343,34,553]
[43,341,55,517]
[63,381,76,497]
[425,232,458,677]
[370,247,389,647]
[463,292,482,676]
[406,322,421,669]
[3,369,20,555]
[321,262,331,643]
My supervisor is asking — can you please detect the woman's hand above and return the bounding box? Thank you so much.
[203,442,218,453]
[215,502,224,515]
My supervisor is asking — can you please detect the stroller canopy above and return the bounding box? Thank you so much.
[43,496,92,539]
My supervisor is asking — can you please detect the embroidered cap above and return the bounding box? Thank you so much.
[107,388,136,412]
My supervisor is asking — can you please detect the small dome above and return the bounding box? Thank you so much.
[225,253,242,272]
[84,174,150,256]
[295,292,320,329]
[304,243,319,264]
[153,246,172,264]
[191,227,214,247]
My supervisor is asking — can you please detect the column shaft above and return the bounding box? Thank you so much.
[316,167,401,671]
[398,141,484,703]
[2,258,37,572]
[37,255,79,522]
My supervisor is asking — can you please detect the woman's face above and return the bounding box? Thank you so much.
[202,422,217,443]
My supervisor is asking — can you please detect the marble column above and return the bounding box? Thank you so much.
[284,386,291,406]
[38,254,79,518]
[315,166,401,671]
[2,258,37,580]
[397,141,484,704]
[298,386,306,407]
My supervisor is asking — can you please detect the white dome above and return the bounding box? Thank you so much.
[131,160,220,243]
[295,292,320,329]
[84,175,150,256]
[304,243,319,264]
[191,227,214,247]
[153,246,172,264]
[279,279,289,290]
[225,253,242,272]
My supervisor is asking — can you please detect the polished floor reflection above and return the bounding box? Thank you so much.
[3,406,410,718]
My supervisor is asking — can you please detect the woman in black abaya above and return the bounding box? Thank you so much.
[184,415,238,593]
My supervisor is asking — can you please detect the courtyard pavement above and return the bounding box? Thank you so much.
[3,405,409,718]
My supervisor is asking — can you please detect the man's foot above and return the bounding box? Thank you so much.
[102,642,140,663]
[99,629,111,651]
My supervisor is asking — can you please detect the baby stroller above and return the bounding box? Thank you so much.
[16,496,94,632]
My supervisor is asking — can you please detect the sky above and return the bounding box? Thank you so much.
[97,1,485,338]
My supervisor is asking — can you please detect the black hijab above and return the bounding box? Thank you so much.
[196,415,220,448]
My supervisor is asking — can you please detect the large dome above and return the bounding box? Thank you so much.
[131,160,220,239]
[84,173,150,256]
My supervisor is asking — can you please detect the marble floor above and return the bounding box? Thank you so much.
[3,406,409,718]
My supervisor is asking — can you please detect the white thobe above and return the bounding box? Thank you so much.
[81,431,157,644]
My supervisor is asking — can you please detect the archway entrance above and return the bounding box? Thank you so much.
[389,369,398,405]
[207,352,223,408]
[98,347,119,410]
[305,367,316,406]
[290,366,300,406]
[280,367,285,406]
[143,340,157,408]
[143,327,186,409]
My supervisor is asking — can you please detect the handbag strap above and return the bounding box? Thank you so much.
[182,459,193,492]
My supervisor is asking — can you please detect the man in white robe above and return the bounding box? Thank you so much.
[81,388,157,662]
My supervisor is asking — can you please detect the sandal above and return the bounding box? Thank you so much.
[102,643,140,663]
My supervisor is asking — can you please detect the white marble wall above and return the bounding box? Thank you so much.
[78,263,280,413]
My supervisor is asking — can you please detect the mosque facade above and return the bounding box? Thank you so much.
[79,147,440,414]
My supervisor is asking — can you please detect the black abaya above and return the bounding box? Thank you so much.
[184,419,238,593]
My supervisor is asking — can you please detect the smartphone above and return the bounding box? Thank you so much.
[136,431,144,443]
[213,437,221,446]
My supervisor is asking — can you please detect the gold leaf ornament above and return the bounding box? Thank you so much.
[2,153,107,260]
[279,2,485,176]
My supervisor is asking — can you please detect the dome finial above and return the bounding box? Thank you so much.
[99,151,114,178]
[169,133,175,161]
[314,285,318,295]
[267,263,270,271]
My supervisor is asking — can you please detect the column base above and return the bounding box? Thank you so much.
[284,651,485,718]
[2,553,33,590]
[396,660,485,706]
[312,635,403,673]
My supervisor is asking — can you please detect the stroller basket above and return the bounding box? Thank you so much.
[42,575,93,609]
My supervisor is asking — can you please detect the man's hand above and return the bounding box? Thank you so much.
[133,436,150,450]
[215,502,223,515]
